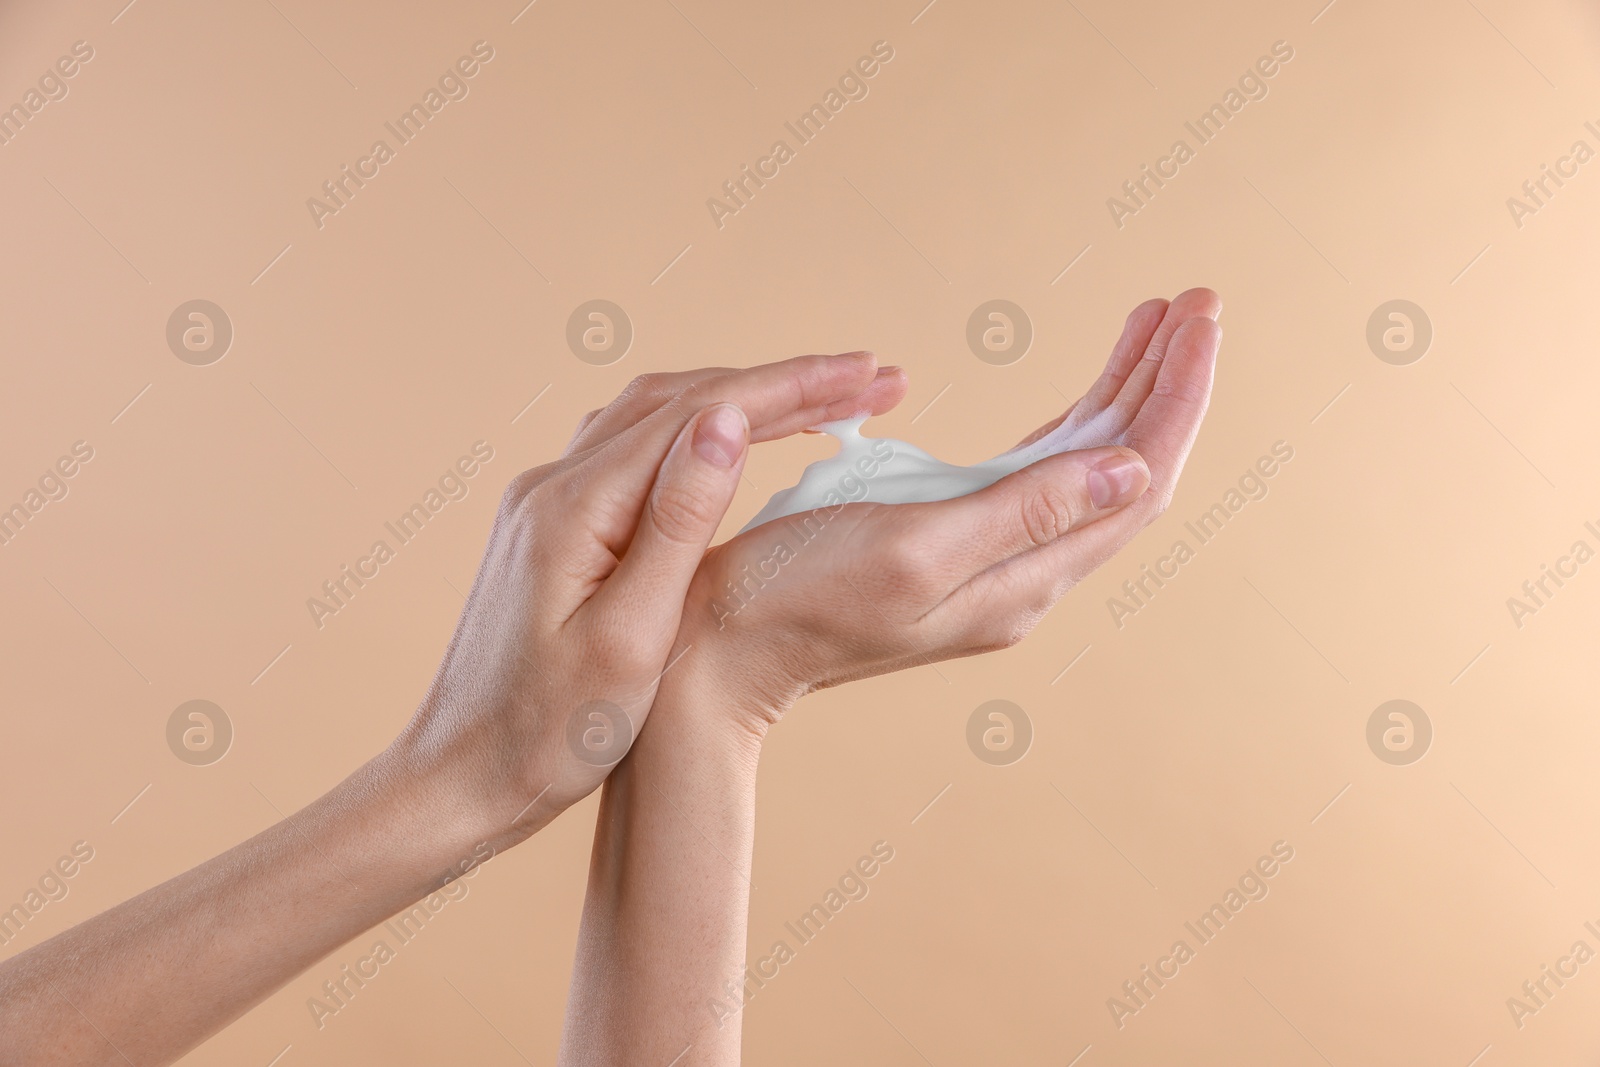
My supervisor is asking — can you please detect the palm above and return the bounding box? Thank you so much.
[686,289,1223,694]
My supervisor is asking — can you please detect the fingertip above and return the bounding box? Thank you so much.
[1172,287,1223,321]
[1130,298,1170,327]
[1087,448,1150,509]
[690,402,749,468]
[817,363,908,423]
[867,364,909,406]
[1173,314,1223,353]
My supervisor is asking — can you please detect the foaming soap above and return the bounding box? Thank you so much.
[740,412,1104,532]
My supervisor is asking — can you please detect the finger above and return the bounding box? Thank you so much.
[1094,287,1221,438]
[590,351,882,469]
[929,300,1220,646]
[567,367,736,453]
[890,445,1151,582]
[978,314,1220,603]
[588,402,749,625]
[1084,297,1174,408]
[753,364,907,440]
[567,352,891,557]
[1122,315,1220,501]
[1010,298,1168,450]
[570,354,906,453]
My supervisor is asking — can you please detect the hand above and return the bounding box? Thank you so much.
[677,288,1222,723]
[391,352,909,846]
[0,351,910,1067]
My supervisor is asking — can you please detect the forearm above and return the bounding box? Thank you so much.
[559,670,769,1067]
[0,739,508,1066]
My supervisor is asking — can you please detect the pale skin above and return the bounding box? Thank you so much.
[0,289,1219,1065]
[558,288,1222,1065]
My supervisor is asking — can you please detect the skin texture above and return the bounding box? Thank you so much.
[0,354,907,1067]
[558,289,1222,1066]
[0,290,1219,1065]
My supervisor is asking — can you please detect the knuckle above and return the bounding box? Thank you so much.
[499,481,525,515]
[1153,374,1209,406]
[984,607,1046,652]
[649,482,718,544]
[505,485,545,533]
[500,463,579,532]
[621,373,665,402]
[971,618,1027,655]
[881,533,940,587]
[1021,483,1078,547]
[656,389,693,422]
[500,466,549,513]
[1147,484,1174,518]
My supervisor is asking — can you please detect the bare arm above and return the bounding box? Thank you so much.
[0,741,528,1064]
[558,290,1222,1066]
[0,353,904,1066]
[560,678,765,1066]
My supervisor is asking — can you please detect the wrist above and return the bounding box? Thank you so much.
[665,637,804,741]
[674,588,819,727]
[366,730,535,881]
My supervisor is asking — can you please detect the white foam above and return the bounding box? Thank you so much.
[742,410,1113,531]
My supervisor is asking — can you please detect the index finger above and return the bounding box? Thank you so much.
[1121,314,1220,507]
[569,354,908,454]
[567,352,899,558]
[928,315,1220,626]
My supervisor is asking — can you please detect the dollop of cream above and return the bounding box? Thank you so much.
[742,410,1110,532]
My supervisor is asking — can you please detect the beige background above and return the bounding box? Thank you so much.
[2,0,1599,1063]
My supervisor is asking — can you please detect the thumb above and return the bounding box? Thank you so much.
[598,402,750,622]
[907,445,1151,577]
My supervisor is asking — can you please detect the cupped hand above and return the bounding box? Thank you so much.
[390,352,909,847]
[678,289,1222,723]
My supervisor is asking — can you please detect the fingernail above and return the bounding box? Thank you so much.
[693,403,748,468]
[875,365,901,378]
[1087,456,1146,508]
